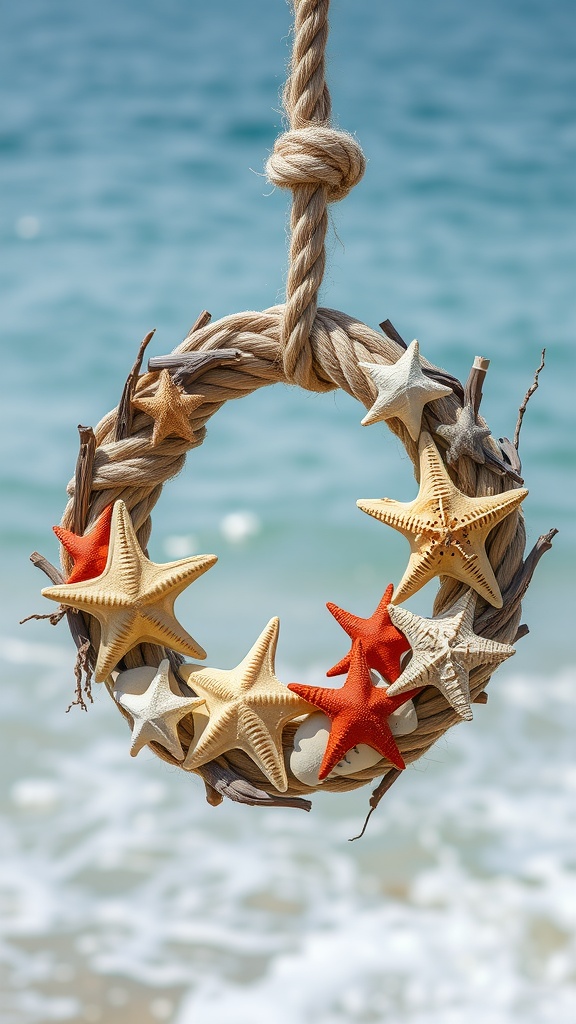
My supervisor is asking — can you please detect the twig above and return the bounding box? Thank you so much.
[72,426,96,535]
[196,759,312,811]
[148,348,243,389]
[114,329,156,442]
[514,348,546,451]
[475,527,558,637]
[465,355,490,415]
[183,309,212,341]
[349,769,403,841]
[28,551,96,710]
[379,318,407,350]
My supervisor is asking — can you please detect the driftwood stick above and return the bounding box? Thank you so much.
[148,348,244,389]
[465,356,490,415]
[514,623,530,642]
[184,309,212,341]
[197,759,312,811]
[514,348,546,451]
[72,426,96,535]
[349,769,403,841]
[114,329,156,442]
[475,527,558,637]
[380,318,407,350]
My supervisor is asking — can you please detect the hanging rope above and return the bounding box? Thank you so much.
[266,0,366,390]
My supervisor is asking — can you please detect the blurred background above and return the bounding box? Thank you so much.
[1,0,575,1020]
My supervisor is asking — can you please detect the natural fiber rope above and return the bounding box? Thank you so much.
[266,0,366,390]
[53,0,529,803]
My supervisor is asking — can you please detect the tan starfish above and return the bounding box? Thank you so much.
[132,369,204,446]
[180,618,312,792]
[388,590,515,719]
[113,659,206,759]
[360,340,452,440]
[42,500,217,682]
[357,431,528,608]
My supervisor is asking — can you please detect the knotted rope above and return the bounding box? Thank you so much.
[266,0,366,389]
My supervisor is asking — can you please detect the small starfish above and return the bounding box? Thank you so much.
[53,504,113,584]
[288,641,421,779]
[326,583,410,682]
[360,340,452,440]
[436,403,492,465]
[357,431,528,608]
[42,500,217,682]
[388,590,514,720]
[132,369,204,446]
[181,619,313,792]
[113,659,206,759]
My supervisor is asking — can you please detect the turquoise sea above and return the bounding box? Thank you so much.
[1,1,575,1021]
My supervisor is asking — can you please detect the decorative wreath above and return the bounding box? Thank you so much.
[27,0,556,836]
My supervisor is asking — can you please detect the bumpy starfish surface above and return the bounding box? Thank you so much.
[357,431,528,608]
[388,590,514,720]
[181,619,312,792]
[288,641,421,779]
[436,403,492,465]
[113,659,206,759]
[360,340,452,440]
[53,504,114,584]
[132,369,204,446]
[326,583,410,682]
[42,500,217,682]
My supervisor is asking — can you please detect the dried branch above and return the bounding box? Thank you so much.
[148,348,243,389]
[465,356,490,415]
[475,527,558,637]
[349,769,403,841]
[183,309,212,341]
[514,348,546,451]
[114,329,156,442]
[72,425,96,535]
[197,759,312,811]
[379,318,407,350]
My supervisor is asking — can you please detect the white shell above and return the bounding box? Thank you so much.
[288,699,418,787]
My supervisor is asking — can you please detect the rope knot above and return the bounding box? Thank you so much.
[266,126,365,203]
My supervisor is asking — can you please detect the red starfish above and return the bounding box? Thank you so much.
[288,640,420,779]
[53,504,113,584]
[326,583,410,682]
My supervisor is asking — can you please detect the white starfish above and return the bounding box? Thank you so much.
[360,340,452,439]
[114,659,205,759]
[388,591,514,720]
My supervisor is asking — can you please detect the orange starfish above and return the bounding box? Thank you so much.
[326,583,410,682]
[53,505,113,584]
[288,641,420,779]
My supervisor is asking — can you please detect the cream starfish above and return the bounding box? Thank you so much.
[42,500,217,682]
[180,618,312,792]
[113,659,206,759]
[388,590,514,720]
[360,340,452,440]
[357,431,528,608]
[132,369,204,446]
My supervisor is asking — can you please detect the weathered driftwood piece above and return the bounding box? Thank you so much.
[349,768,403,841]
[72,426,96,535]
[114,329,156,443]
[148,348,244,388]
[197,759,312,812]
[475,527,558,637]
[499,436,523,476]
[514,348,546,451]
[28,552,95,711]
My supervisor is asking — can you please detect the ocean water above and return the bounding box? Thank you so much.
[1,0,575,1021]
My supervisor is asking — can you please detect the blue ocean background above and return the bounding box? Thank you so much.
[1,1,575,1021]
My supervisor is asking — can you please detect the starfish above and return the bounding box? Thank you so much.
[357,431,528,608]
[360,340,452,440]
[132,369,204,446]
[113,658,206,759]
[436,403,492,465]
[326,583,410,682]
[388,590,514,720]
[180,618,313,792]
[53,504,113,584]
[288,641,421,779]
[42,500,217,682]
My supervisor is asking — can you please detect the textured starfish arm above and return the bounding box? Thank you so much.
[139,608,208,660]
[461,487,528,533]
[183,704,239,770]
[356,498,427,540]
[141,554,217,602]
[41,582,132,612]
[392,549,443,605]
[326,652,352,678]
[236,705,289,791]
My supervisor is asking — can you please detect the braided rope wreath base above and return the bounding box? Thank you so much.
[35,302,550,818]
